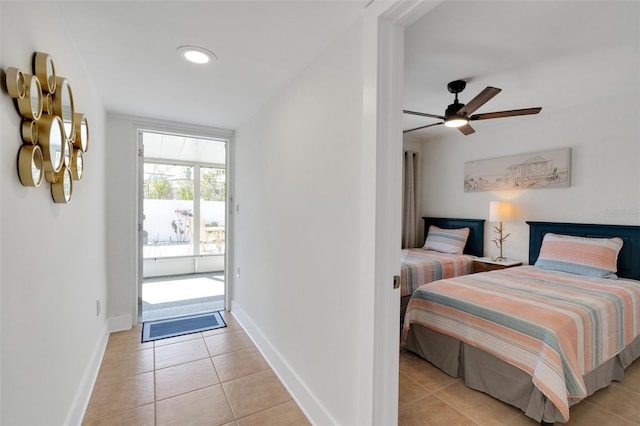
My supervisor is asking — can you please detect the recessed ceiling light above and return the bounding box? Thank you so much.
[177,46,217,65]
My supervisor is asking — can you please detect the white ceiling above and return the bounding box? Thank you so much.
[142,131,227,165]
[55,0,370,130]
[54,1,638,136]
[403,1,639,139]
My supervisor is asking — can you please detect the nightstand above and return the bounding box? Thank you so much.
[473,257,523,273]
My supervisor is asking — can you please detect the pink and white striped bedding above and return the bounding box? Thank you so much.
[402,265,640,422]
[400,249,476,297]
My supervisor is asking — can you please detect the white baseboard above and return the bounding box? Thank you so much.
[64,322,109,425]
[109,313,133,332]
[230,302,335,425]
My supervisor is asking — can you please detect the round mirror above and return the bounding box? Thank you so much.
[51,166,73,203]
[18,145,43,187]
[17,74,42,120]
[38,114,65,175]
[44,93,53,115]
[71,149,84,180]
[64,140,72,168]
[6,67,26,99]
[53,77,76,141]
[21,120,38,144]
[34,52,56,94]
[73,113,90,152]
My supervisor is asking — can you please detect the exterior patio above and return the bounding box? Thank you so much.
[139,273,225,322]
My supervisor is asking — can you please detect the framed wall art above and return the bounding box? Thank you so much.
[464,148,570,192]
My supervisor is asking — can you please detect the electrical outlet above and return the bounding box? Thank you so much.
[96,299,101,316]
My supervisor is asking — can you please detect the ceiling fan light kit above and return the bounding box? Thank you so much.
[404,79,541,135]
[444,117,468,128]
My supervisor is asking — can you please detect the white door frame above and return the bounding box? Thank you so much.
[131,118,235,322]
[371,1,441,424]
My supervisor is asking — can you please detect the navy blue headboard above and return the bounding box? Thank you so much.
[422,217,485,257]
[527,221,640,280]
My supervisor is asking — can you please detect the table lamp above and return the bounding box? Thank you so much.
[489,201,515,261]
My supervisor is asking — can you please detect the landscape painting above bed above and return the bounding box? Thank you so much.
[403,221,640,424]
[464,148,571,192]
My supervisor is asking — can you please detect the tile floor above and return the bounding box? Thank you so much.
[398,349,640,425]
[82,311,310,426]
[84,311,640,425]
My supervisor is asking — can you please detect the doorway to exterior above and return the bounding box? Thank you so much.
[138,130,227,322]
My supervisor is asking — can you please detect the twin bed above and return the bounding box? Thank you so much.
[400,217,484,323]
[401,220,640,424]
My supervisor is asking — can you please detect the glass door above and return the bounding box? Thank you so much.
[139,130,227,321]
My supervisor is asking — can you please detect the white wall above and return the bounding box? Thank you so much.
[105,116,139,329]
[0,2,108,424]
[418,69,640,261]
[232,18,382,425]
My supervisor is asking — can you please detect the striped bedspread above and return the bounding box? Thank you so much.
[402,265,640,422]
[400,249,475,297]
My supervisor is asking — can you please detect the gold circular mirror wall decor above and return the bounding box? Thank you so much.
[51,166,72,204]
[73,113,89,152]
[18,144,44,187]
[6,67,26,99]
[6,52,88,204]
[21,120,38,144]
[70,149,84,180]
[16,74,42,120]
[37,114,65,175]
[52,77,75,142]
[33,52,56,94]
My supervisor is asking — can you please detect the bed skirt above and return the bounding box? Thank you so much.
[404,324,640,424]
[400,295,411,327]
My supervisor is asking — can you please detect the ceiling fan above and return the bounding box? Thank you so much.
[403,80,542,135]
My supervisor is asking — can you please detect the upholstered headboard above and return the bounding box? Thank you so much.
[422,217,485,257]
[527,221,640,281]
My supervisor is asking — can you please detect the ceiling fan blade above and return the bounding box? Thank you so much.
[403,122,443,134]
[456,87,501,116]
[470,107,542,120]
[403,109,445,120]
[458,124,475,135]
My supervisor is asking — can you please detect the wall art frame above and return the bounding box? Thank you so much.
[464,148,570,192]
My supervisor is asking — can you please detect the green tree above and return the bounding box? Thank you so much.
[176,187,193,200]
[201,169,226,201]
[145,176,171,199]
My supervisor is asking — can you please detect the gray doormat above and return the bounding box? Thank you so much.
[141,311,226,342]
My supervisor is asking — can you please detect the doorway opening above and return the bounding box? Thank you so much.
[138,130,227,322]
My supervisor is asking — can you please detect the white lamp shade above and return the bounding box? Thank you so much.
[489,201,515,222]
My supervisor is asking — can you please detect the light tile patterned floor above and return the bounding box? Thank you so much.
[82,311,309,426]
[84,311,640,425]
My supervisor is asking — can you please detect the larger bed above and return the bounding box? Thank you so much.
[402,221,640,424]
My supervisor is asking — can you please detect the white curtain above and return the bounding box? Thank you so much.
[402,150,420,248]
